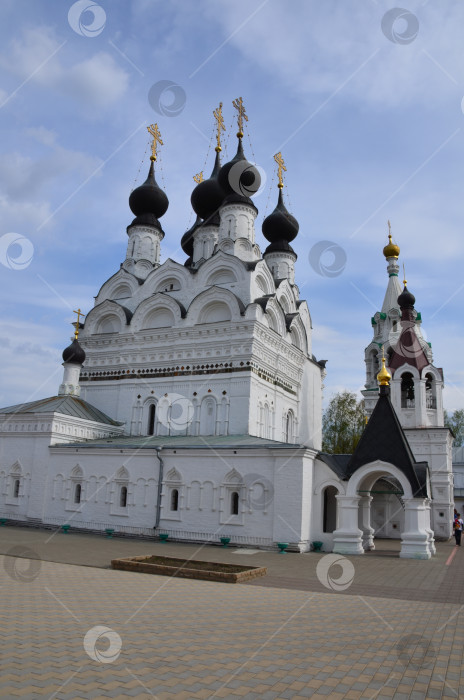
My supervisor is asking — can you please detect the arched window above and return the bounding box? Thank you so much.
[147,404,156,436]
[323,486,338,533]
[401,372,415,408]
[231,491,239,515]
[13,479,20,498]
[120,486,127,508]
[98,315,120,334]
[286,411,294,442]
[370,351,379,381]
[74,483,81,504]
[170,489,179,511]
[425,373,436,409]
[200,398,216,436]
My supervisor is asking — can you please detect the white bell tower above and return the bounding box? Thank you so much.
[362,226,453,540]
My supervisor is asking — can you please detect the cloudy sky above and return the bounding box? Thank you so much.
[0,0,463,411]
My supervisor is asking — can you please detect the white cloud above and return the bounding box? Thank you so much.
[0,26,129,111]
[0,131,103,236]
[25,126,57,147]
[0,194,52,235]
[0,319,63,408]
[0,146,102,202]
[64,52,130,108]
[189,0,464,108]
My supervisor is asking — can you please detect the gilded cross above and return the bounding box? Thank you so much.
[387,219,391,236]
[147,123,163,161]
[213,102,225,152]
[193,172,204,184]
[73,308,85,340]
[274,152,287,189]
[232,97,248,137]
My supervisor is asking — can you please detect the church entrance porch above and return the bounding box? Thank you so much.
[332,460,435,559]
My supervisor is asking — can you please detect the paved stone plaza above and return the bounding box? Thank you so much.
[1,527,464,699]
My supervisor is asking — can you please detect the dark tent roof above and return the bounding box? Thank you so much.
[345,386,428,498]
[317,453,352,479]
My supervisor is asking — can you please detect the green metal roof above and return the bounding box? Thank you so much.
[0,396,123,426]
[51,433,303,450]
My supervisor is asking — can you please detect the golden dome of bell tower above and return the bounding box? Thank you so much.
[383,220,400,259]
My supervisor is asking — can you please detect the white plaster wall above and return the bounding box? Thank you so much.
[0,436,315,548]
[0,415,124,523]
[0,432,49,521]
[157,447,314,550]
[45,447,158,532]
[405,427,454,539]
[299,361,323,449]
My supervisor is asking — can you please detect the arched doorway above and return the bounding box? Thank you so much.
[363,476,405,541]
[333,460,435,559]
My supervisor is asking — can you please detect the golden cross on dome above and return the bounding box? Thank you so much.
[403,263,407,286]
[274,152,287,189]
[232,97,248,137]
[73,308,85,340]
[147,123,163,161]
[213,102,225,152]
[193,172,204,184]
[388,219,392,236]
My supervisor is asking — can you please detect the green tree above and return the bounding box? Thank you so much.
[322,391,365,454]
[444,409,464,447]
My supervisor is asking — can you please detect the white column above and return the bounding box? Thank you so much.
[415,378,427,428]
[424,499,436,555]
[359,495,375,550]
[400,498,433,559]
[332,495,364,555]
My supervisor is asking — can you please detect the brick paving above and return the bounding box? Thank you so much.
[1,526,464,699]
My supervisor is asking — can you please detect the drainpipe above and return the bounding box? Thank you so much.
[154,447,164,531]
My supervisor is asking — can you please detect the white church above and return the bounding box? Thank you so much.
[0,100,454,558]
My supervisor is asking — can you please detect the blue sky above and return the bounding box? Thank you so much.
[0,0,463,411]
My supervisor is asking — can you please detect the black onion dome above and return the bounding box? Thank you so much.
[191,151,225,220]
[181,215,201,256]
[218,138,260,201]
[62,338,86,365]
[200,211,220,227]
[262,189,299,244]
[222,192,258,213]
[127,212,164,233]
[264,239,297,256]
[129,161,169,219]
[398,285,415,309]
